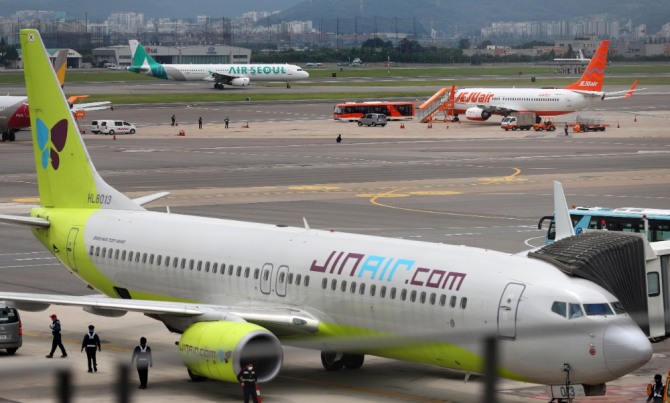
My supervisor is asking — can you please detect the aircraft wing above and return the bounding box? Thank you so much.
[71,101,113,112]
[604,81,644,100]
[0,292,320,335]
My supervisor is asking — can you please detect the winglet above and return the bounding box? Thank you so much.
[553,181,575,241]
[564,40,610,92]
[21,29,143,211]
[625,80,639,98]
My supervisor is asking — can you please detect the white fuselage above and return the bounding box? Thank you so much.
[153,64,308,82]
[79,209,651,386]
[454,87,603,117]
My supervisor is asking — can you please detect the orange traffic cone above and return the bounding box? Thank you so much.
[400,122,405,129]
[634,115,637,122]
[255,384,262,403]
[427,122,432,129]
[113,133,116,140]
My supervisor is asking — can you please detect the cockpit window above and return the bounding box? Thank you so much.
[569,303,584,319]
[611,301,626,314]
[551,301,567,317]
[584,303,614,316]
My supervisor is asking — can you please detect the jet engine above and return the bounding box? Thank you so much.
[178,321,283,383]
[465,106,492,121]
[230,77,251,86]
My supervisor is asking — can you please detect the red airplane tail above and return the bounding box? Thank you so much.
[564,40,610,92]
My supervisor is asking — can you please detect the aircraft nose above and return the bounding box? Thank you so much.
[603,321,652,377]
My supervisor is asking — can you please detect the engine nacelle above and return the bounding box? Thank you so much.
[465,106,492,121]
[178,321,283,383]
[230,77,250,86]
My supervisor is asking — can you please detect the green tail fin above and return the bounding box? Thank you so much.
[21,29,143,211]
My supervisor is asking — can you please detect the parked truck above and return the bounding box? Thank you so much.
[501,112,537,131]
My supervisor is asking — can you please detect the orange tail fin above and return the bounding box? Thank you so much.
[564,40,610,92]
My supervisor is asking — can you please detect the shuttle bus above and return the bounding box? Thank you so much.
[538,206,670,244]
[333,101,415,121]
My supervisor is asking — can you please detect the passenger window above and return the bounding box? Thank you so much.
[236,266,242,277]
[321,278,328,289]
[569,303,584,319]
[304,276,310,286]
[278,272,285,283]
[205,262,210,272]
[390,287,396,299]
[101,247,106,257]
[121,251,127,261]
[380,286,386,298]
[370,284,376,297]
[400,289,407,301]
[228,265,234,275]
[350,282,357,293]
[142,253,147,264]
[212,263,217,274]
[439,295,446,306]
[296,274,302,286]
[181,258,186,269]
[410,290,416,302]
[244,267,250,278]
[254,268,260,279]
[89,246,94,255]
[450,296,457,308]
[189,260,194,270]
[95,247,100,257]
[156,255,161,266]
[149,254,154,265]
[341,280,347,292]
[551,301,567,317]
[460,297,467,309]
[165,256,170,267]
[429,293,436,305]
[331,279,337,291]
[114,250,120,260]
[287,272,292,283]
[420,292,427,304]
[359,283,365,295]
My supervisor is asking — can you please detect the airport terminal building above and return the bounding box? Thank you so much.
[92,43,251,67]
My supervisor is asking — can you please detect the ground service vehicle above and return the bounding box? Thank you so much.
[538,206,670,244]
[333,101,414,121]
[91,120,136,135]
[358,113,387,127]
[533,117,556,131]
[573,115,609,132]
[0,305,22,354]
[500,112,537,131]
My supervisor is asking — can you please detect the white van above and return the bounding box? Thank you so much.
[91,120,136,135]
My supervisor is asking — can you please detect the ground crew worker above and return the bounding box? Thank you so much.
[647,373,665,402]
[564,123,569,136]
[81,324,101,372]
[224,116,229,129]
[46,314,67,358]
[131,337,153,389]
[336,134,342,143]
[198,116,203,129]
[238,362,259,403]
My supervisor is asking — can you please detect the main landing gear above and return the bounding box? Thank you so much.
[1,130,16,142]
[320,352,365,371]
[214,83,225,90]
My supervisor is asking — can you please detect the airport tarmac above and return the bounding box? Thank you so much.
[2,92,670,402]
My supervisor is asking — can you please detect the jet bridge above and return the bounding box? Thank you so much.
[528,231,670,341]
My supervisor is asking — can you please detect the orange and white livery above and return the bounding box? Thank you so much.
[452,40,635,121]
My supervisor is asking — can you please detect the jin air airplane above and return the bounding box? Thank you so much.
[0,49,111,142]
[0,29,653,399]
[451,40,636,122]
[127,40,309,89]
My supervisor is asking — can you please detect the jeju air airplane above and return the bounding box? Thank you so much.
[0,29,652,401]
[452,40,636,122]
[126,40,309,90]
[0,49,112,142]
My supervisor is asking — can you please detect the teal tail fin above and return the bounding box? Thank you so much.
[128,40,167,79]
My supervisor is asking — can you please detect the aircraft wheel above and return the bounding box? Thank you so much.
[286,82,291,88]
[8,132,15,141]
[187,368,207,382]
[321,351,344,371]
[1,132,6,141]
[342,354,364,369]
[453,116,459,122]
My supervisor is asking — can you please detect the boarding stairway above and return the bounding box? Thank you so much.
[417,86,455,123]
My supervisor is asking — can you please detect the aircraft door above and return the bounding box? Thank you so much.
[66,227,80,272]
[498,282,525,339]
[275,265,289,297]
[260,263,273,295]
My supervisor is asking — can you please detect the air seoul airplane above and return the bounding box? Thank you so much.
[127,40,309,89]
[452,40,635,121]
[0,49,111,142]
[0,30,653,399]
